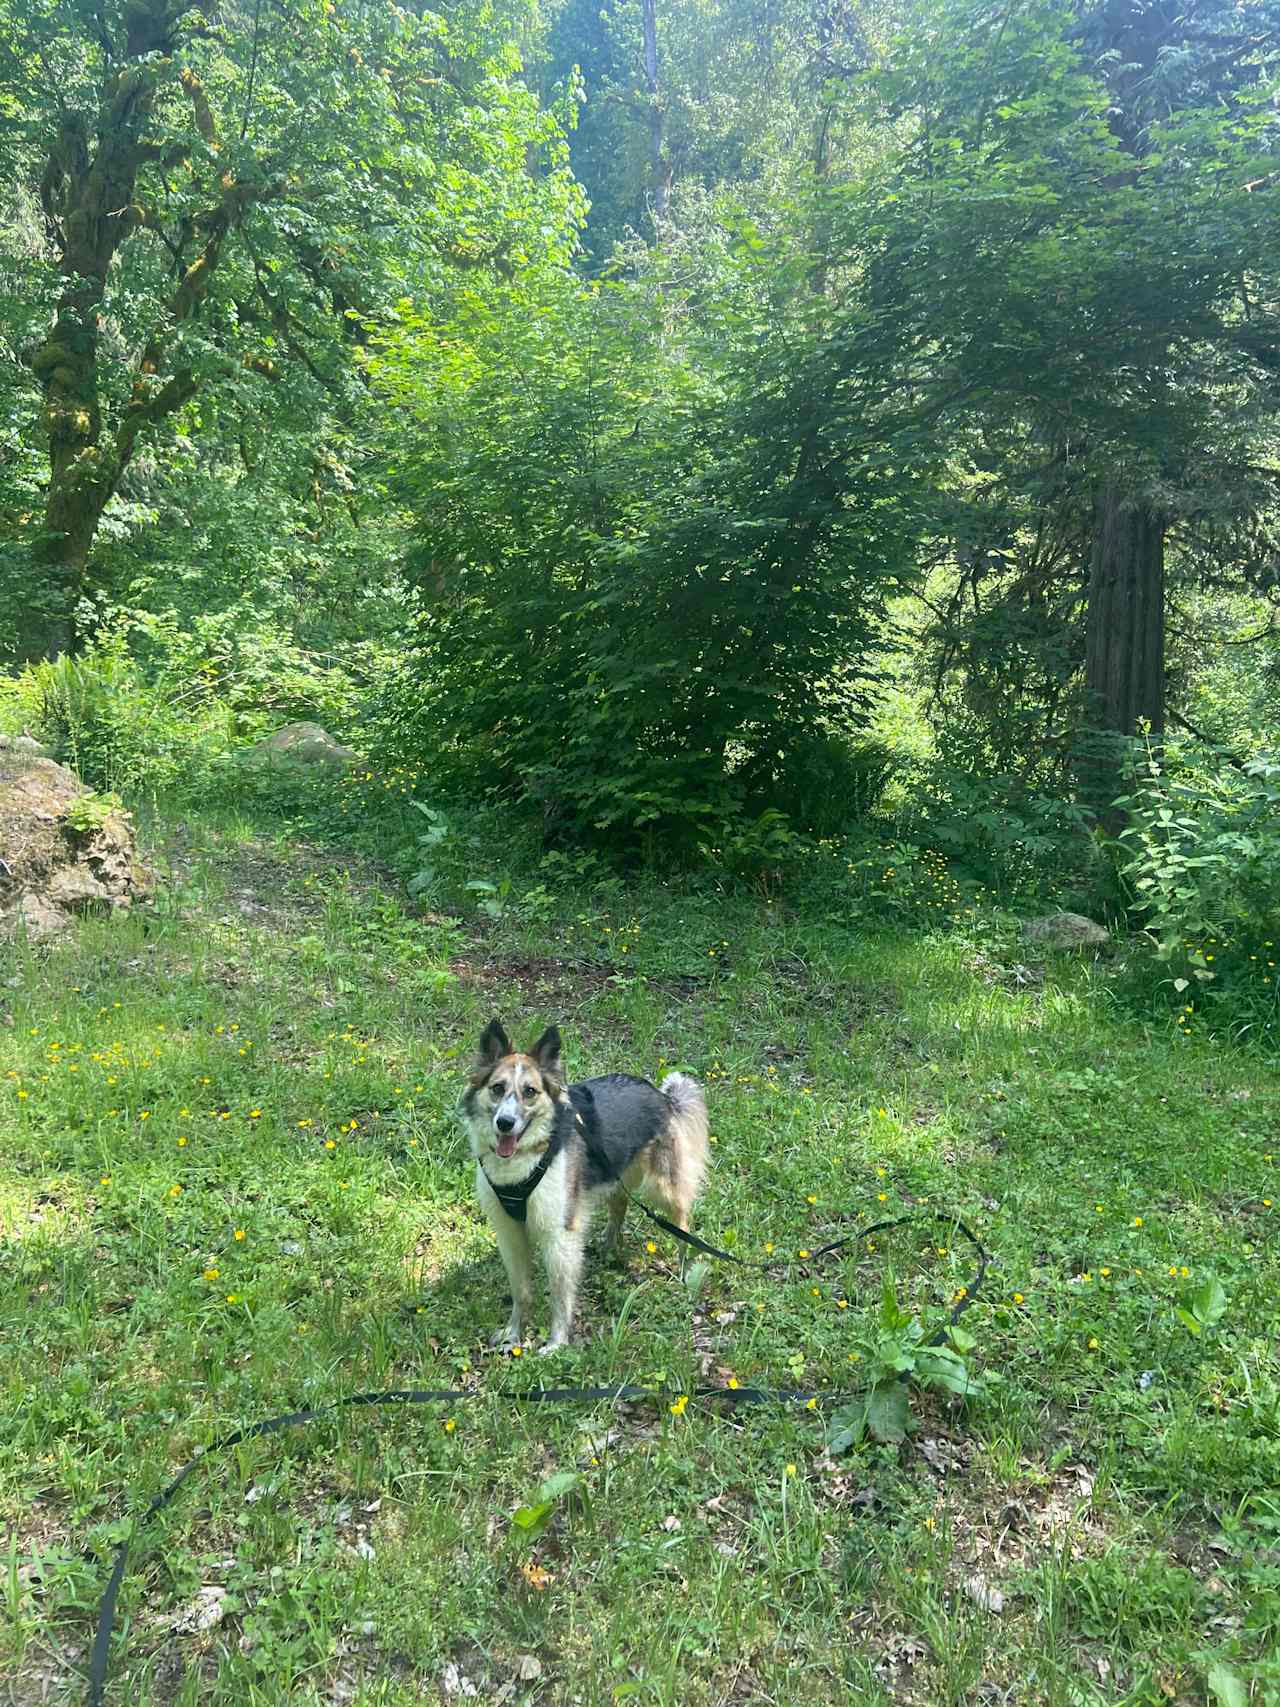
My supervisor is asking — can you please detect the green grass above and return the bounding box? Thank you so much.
[3,796,1279,1707]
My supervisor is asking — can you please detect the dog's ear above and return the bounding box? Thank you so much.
[471,1018,511,1080]
[529,1025,563,1091]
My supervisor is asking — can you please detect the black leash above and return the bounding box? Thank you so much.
[83,1207,987,1707]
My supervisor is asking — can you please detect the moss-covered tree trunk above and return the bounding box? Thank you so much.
[28,67,161,660]
[25,19,254,661]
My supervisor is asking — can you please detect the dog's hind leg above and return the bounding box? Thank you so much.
[601,1186,628,1260]
[602,1158,646,1259]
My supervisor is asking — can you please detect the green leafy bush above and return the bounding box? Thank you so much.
[1118,740,1280,952]
[903,755,1105,905]
[63,789,125,834]
[826,1273,981,1451]
[369,238,933,861]
[735,732,893,838]
[5,610,383,804]
[1116,738,1280,1043]
[17,640,232,796]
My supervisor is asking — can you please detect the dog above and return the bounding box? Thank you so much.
[457,1019,708,1352]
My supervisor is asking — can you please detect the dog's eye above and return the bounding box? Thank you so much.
[489,1081,506,1097]
[522,1085,538,1101]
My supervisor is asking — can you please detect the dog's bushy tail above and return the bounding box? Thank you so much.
[658,1072,709,1216]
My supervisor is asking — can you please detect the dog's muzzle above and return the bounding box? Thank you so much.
[493,1112,525,1158]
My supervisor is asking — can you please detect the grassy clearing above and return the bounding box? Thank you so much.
[3,796,1279,1706]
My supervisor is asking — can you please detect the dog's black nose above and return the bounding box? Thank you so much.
[495,1114,517,1134]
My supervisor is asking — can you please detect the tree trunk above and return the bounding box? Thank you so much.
[27,281,119,659]
[641,0,669,227]
[26,24,259,661]
[29,59,162,660]
[1081,482,1166,826]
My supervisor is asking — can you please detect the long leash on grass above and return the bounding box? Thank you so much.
[84,1205,987,1707]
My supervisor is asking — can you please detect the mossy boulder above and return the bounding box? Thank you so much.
[0,755,153,943]
[248,721,359,769]
[1021,911,1110,950]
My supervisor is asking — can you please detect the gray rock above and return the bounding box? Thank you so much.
[3,892,70,943]
[1021,911,1110,950]
[249,721,359,769]
[0,733,52,758]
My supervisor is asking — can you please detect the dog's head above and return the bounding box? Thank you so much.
[458,1019,564,1161]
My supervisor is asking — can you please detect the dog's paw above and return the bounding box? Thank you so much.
[538,1337,570,1356]
[490,1324,523,1350]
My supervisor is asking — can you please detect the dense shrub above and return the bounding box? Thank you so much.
[1,641,233,796]
[1116,738,1280,1044]
[1,613,381,800]
[896,755,1107,907]
[734,733,893,838]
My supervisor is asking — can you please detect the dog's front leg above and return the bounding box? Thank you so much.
[481,1184,533,1349]
[541,1222,585,1352]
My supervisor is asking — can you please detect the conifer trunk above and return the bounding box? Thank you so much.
[1081,482,1166,825]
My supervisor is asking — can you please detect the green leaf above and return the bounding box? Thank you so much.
[916,1347,980,1397]
[866,1381,910,1444]
[879,1271,912,1333]
[1192,1273,1227,1329]
[1206,1663,1248,1707]
[512,1470,582,1537]
[826,1402,868,1454]
[511,1500,555,1535]
[537,1470,582,1503]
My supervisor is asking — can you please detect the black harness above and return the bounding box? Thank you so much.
[481,1123,566,1223]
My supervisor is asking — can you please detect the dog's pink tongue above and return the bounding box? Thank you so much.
[495,1130,519,1158]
